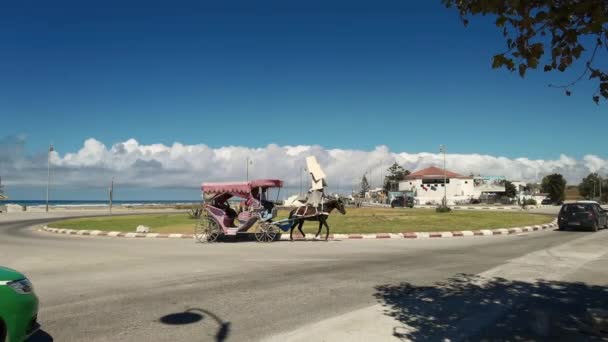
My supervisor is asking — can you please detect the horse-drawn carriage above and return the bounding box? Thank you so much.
[195,157,346,243]
[195,179,284,242]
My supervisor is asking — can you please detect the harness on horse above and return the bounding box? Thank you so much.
[293,196,330,218]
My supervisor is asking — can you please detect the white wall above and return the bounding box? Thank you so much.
[399,177,482,205]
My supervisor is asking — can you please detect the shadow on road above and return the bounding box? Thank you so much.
[159,308,231,342]
[374,274,608,341]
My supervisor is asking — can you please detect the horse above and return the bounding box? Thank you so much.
[287,197,346,241]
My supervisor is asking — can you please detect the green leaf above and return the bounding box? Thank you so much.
[593,95,600,104]
[535,11,547,21]
[492,54,505,69]
[496,16,507,27]
[572,45,584,59]
[518,64,527,77]
[544,65,552,72]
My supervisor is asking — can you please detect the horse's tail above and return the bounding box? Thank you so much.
[288,208,296,220]
[288,208,299,228]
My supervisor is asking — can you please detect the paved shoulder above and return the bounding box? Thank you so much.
[263,230,608,342]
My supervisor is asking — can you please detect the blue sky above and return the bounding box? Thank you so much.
[1,0,605,159]
[1,1,607,200]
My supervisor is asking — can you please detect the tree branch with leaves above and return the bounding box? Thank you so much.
[443,0,608,103]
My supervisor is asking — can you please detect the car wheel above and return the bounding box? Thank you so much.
[0,319,6,342]
[591,221,599,232]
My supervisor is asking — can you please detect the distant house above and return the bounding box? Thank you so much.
[398,166,506,205]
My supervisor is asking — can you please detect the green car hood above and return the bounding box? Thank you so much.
[0,266,25,282]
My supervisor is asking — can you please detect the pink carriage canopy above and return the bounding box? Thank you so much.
[201,179,283,200]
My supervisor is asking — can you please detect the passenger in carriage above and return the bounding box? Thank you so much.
[250,187,275,218]
[213,198,238,227]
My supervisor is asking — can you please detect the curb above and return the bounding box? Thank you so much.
[362,204,555,211]
[40,219,557,240]
[413,205,554,211]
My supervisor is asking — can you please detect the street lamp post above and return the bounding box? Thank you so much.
[46,144,53,213]
[109,177,114,215]
[300,166,304,196]
[599,176,603,203]
[439,144,447,207]
[246,157,253,181]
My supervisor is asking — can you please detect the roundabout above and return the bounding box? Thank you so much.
[2,207,605,342]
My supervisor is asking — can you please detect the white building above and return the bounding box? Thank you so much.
[398,166,505,205]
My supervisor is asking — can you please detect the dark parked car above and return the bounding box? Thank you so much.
[541,198,553,205]
[391,196,414,208]
[558,202,608,232]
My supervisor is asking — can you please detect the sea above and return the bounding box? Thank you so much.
[1,200,201,208]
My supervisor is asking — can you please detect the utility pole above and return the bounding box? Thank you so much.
[440,144,447,207]
[46,144,53,213]
[109,177,114,215]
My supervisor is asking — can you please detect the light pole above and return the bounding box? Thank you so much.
[380,160,383,191]
[599,176,603,203]
[246,157,253,181]
[300,166,304,196]
[46,144,53,213]
[109,177,114,215]
[439,144,447,207]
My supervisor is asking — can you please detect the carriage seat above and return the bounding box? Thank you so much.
[260,207,278,222]
[237,210,260,232]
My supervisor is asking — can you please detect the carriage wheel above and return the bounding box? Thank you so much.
[255,222,278,243]
[194,217,222,243]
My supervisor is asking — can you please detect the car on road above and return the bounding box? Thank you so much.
[0,267,39,342]
[390,196,414,208]
[558,202,608,232]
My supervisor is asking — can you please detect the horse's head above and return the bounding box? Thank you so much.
[335,197,346,215]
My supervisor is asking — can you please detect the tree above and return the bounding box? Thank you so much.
[525,182,540,194]
[504,180,517,198]
[579,173,607,200]
[382,162,411,193]
[360,175,370,197]
[443,0,608,103]
[541,173,567,203]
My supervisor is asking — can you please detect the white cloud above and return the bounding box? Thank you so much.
[1,137,607,190]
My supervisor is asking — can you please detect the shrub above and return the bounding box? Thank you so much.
[188,207,203,219]
[436,206,452,213]
[524,198,537,205]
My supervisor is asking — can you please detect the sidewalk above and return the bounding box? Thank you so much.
[263,230,608,342]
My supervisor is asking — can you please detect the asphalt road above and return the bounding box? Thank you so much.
[0,210,606,341]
